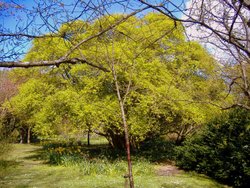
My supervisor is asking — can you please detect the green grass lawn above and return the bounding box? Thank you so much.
[0,144,229,188]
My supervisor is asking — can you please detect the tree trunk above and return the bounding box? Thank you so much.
[19,128,24,144]
[27,127,31,144]
[87,129,90,146]
[111,62,134,188]
[106,129,126,149]
[20,134,23,144]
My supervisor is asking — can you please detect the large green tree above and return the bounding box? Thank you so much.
[6,13,228,146]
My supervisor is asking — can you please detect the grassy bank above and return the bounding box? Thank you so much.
[0,144,228,188]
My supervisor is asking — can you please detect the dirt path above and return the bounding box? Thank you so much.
[155,164,182,176]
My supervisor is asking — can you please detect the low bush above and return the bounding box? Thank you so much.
[0,141,11,159]
[175,108,250,187]
[0,127,14,159]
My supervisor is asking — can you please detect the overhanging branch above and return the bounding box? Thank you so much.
[0,58,110,72]
[0,33,63,39]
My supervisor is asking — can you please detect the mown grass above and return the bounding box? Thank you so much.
[0,143,229,188]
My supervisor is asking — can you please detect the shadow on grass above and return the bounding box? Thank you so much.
[0,159,20,169]
[84,138,177,163]
[42,138,177,164]
[22,147,47,162]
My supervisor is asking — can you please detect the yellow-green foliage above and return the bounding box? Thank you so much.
[5,13,229,147]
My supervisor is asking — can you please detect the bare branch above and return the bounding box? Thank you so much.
[228,2,243,42]
[171,98,250,111]
[0,58,109,72]
[222,103,250,110]
[0,33,63,39]
[138,0,250,58]
[225,76,241,99]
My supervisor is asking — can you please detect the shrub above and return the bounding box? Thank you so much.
[175,108,250,187]
[0,141,10,158]
[0,124,14,159]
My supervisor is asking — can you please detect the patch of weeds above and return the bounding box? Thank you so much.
[55,154,153,176]
[0,160,20,179]
[0,141,13,159]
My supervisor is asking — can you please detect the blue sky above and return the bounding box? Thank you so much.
[0,0,187,61]
[1,0,187,33]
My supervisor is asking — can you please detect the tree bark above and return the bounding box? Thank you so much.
[20,134,23,144]
[87,128,90,146]
[27,127,31,144]
[106,129,126,149]
[0,58,109,72]
[19,128,24,144]
[111,62,134,188]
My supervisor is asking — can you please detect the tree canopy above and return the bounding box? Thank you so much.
[3,13,228,147]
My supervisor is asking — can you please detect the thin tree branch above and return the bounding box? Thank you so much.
[222,103,250,110]
[138,0,250,57]
[171,98,250,110]
[225,76,241,98]
[229,2,243,42]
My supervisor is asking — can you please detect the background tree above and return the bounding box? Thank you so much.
[0,71,19,157]
[4,13,228,148]
[3,78,55,143]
